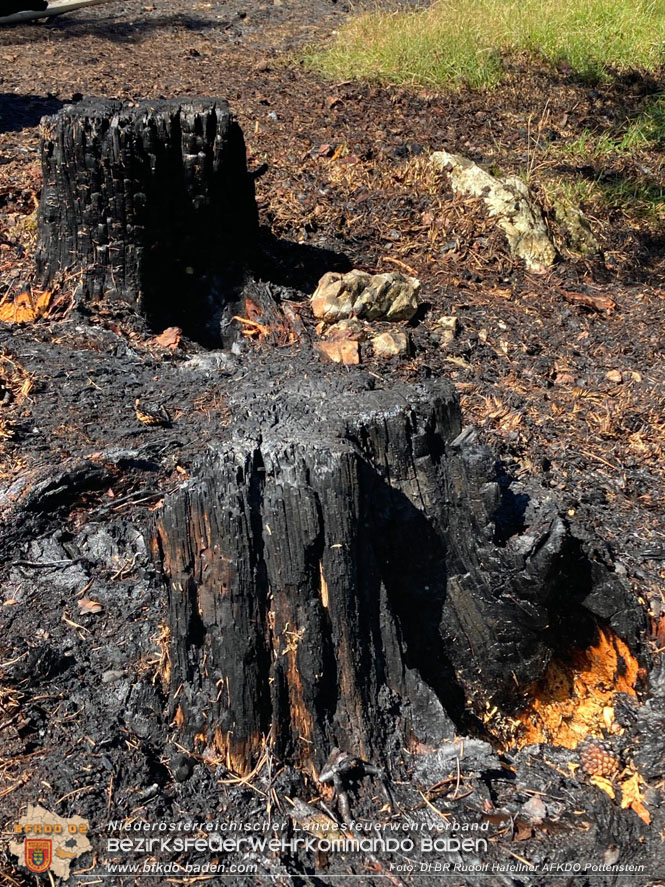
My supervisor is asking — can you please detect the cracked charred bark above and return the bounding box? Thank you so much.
[35,98,257,337]
[154,370,643,775]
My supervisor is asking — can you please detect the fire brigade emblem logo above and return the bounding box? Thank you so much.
[25,838,52,873]
[10,805,90,880]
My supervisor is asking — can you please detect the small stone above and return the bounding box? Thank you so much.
[606,370,623,384]
[101,670,124,684]
[172,753,194,783]
[317,338,360,365]
[432,315,458,346]
[137,784,159,801]
[323,318,368,341]
[521,795,547,824]
[603,845,621,866]
[311,270,370,323]
[371,331,409,358]
[551,197,598,255]
[359,273,420,321]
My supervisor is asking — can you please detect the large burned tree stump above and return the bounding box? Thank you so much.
[154,367,642,775]
[36,98,257,336]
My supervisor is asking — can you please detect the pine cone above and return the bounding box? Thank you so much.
[579,739,619,778]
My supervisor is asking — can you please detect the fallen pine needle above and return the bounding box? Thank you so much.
[418,790,451,823]
[55,784,98,804]
[502,846,535,868]
[379,255,419,276]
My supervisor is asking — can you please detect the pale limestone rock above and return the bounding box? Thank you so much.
[312,269,419,324]
[551,197,598,255]
[371,330,409,358]
[355,272,420,321]
[311,269,371,323]
[431,150,557,273]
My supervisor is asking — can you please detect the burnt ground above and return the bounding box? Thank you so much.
[0,1,665,885]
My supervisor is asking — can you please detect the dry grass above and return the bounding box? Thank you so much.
[0,352,36,445]
[0,352,35,404]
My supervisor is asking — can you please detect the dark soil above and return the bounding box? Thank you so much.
[0,2,664,886]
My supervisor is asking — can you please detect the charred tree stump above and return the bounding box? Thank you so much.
[154,367,642,775]
[35,98,257,337]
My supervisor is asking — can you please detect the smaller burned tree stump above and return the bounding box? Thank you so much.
[36,98,257,337]
[155,365,643,775]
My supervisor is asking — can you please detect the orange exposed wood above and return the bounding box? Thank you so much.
[514,627,639,749]
[209,727,265,777]
[0,289,52,324]
[285,646,316,772]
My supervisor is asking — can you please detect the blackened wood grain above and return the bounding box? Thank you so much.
[36,98,257,335]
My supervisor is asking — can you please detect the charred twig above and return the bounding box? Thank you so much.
[92,487,173,515]
[11,559,79,568]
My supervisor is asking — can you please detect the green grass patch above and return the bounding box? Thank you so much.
[599,176,665,220]
[561,93,665,159]
[307,0,665,89]
[546,173,665,225]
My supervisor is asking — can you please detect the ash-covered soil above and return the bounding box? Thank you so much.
[1,2,665,886]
